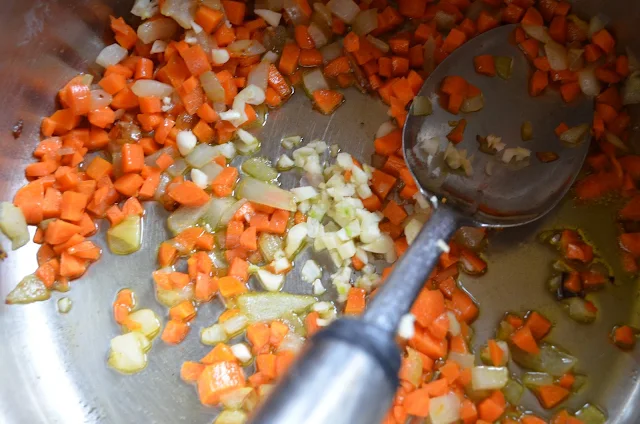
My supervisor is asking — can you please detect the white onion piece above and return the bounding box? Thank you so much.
[126,309,162,339]
[236,177,296,211]
[313,2,333,27]
[578,67,601,96]
[247,62,269,92]
[588,14,608,38]
[200,71,226,103]
[622,71,640,105]
[131,0,159,19]
[522,25,551,43]
[137,17,179,44]
[353,9,378,35]
[320,42,343,64]
[256,269,285,291]
[376,121,397,139]
[201,197,237,229]
[185,143,218,168]
[222,314,249,336]
[90,89,112,109]
[0,202,29,250]
[559,124,590,144]
[237,292,316,323]
[429,393,461,424]
[262,51,279,63]
[235,84,266,105]
[302,68,330,93]
[131,80,174,98]
[220,199,248,227]
[544,41,568,71]
[460,94,484,113]
[327,0,360,24]
[212,48,231,65]
[285,223,308,257]
[471,366,509,390]
[167,200,212,234]
[200,162,224,182]
[449,352,475,369]
[228,40,267,57]
[150,40,168,54]
[255,9,282,27]
[283,0,308,25]
[96,44,128,68]
[167,158,188,177]
[605,131,628,151]
[161,0,197,29]
[108,332,148,374]
[308,22,328,48]
[366,35,390,53]
[435,10,456,30]
[201,324,227,345]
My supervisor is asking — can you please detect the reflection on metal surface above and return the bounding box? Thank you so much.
[0,1,639,423]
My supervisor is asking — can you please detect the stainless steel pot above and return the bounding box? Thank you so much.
[1,1,639,423]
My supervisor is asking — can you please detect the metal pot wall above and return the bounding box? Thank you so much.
[0,1,639,423]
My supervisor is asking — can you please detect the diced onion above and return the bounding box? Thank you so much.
[255,9,282,27]
[90,89,112,109]
[131,0,159,19]
[96,44,128,68]
[200,162,224,182]
[200,71,226,103]
[228,40,267,57]
[449,352,475,369]
[5,274,50,305]
[313,3,333,27]
[236,177,296,211]
[308,22,329,48]
[327,0,360,24]
[0,202,29,250]
[137,17,179,44]
[622,71,640,105]
[185,143,218,168]
[412,96,433,116]
[429,393,460,424]
[352,9,378,35]
[578,67,601,96]
[247,62,270,92]
[167,201,211,235]
[201,197,237,229]
[435,10,456,31]
[320,42,343,64]
[559,123,590,144]
[283,0,309,26]
[257,269,285,291]
[303,68,330,94]
[167,157,188,177]
[544,41,568,71]
[564,297,597,323]
[107,215,142,255]
[108,332,148,374]
[511,343,577,376]
[460,94,484,113]
[126,309,162,339]
[220,199,248,227]
[150,40,168,54]
[366,35,390,53]
[522,25,551,43]
[471,366,509,390]
[604,130,628,151]
[131,80,174,98]
[588,14,608,38]
[285,223,308,257]
[401,348,423,386]
[376,121,397,139]
[57,297,72,313]
[161,0,197,29]
[236,292,316,322]
[201,323,227,345]
[522,372,554,389]
[222,314,249,337]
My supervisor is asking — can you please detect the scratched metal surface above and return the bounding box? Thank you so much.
[0,1,639,423]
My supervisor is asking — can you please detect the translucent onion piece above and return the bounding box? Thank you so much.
[201,197,237,229]
[242,157,278,181]
[511,343,578,376]
[167,200,211,235]
[255,9,282,27]
[578,67,601,96]
[302,68,330,94]
[308,22,329,48]
[471,366,509,390]
[126,309,162,339]
[0,202,29,250]
[522,372,554,389]
[460,94,484,113]
[150,40,168,54]
[352,8,378,35]
[376,121,397,138]
[5,274,50,305]
[412,96,433,116]
[90,89,112,110]
[544,41,568,71]
[108,332,148,374]
[167,157,188,177]
[327,0,360,24]
[228,40,267,57]
[258,233,283,262]
[313,3,333,27]
[96,44,128,68]
[131,0,159,19]
[237,292,316,322]
[137,17,179,44]
[247,61,269,92]
[236,177,296,211]
[366,35,390,53]
[220,199,248,227]
[588,14,608,38]
[320,42,343,64]
[429,393,460,424]
[107,215,142,255]
[522,24,551,43]
[200,71,226,103]
[131,80,174,98]
[283,0,308,26]
[622,71,640,105]
[161,0,197,29]
[435,10,456,30]
[185,143,218,168]
[559,123,590,144]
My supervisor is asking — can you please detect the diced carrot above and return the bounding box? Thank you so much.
[181,361,206,383]
[162,320,191,345]
[511,326,540,354]
[530,70,549,96]
[113,173,144,197]
[409,327,448,360]
[312,90,344,115]
[211,167,238,197]
[168,181,210,206]
[591,29,615,54]
[195,6,224,33]
[222,0,246,25]
[403,388,430,417]
[474,55,496,76]
[442,28,467,53]
[169,300,197,322]
[524,311,552,339]
[344,287,366,315]
[371,169,397,200]
[374,129,402,156]
[446,119,467,144]
[538,385,570,409]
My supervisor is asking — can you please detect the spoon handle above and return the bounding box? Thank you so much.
[363,206,459,333]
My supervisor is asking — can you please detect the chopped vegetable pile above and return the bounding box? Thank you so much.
[2,0,640,423]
